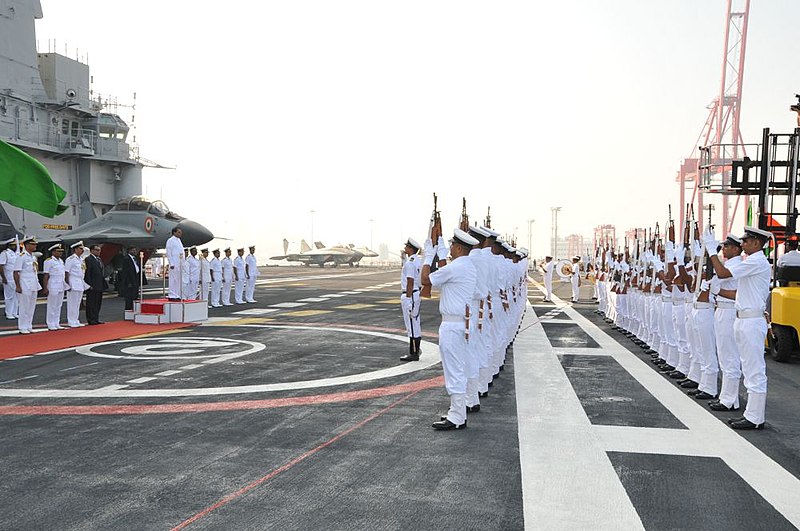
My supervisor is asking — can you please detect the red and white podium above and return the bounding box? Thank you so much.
[126,299,208,324]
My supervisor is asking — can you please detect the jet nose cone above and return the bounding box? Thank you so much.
[178,220,214,246]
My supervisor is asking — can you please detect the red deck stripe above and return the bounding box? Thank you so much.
[0,376,443,416]
[170,391,421,530]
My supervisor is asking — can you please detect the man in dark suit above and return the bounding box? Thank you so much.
[120,246,147,311]
[84,244,108,325]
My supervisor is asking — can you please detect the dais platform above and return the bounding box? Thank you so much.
[125,298,208,324]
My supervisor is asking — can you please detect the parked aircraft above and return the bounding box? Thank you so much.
[271,239,377,267]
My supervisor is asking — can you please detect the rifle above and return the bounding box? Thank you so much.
[420,193,442,298]
[459,197,470,232]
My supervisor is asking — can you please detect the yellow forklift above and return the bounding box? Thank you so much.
[701,97,800,361]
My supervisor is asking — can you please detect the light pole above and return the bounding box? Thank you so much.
[551,207,561,258]
[369,218,374,250]
[528,219,535,258]
[310,210,315,244]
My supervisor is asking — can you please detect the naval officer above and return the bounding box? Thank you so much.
[187,247,200,299]
[165,227,184,301]
[209,249,223,307]
[400,238,422,362]
[42,243,67,330]
[233,248,246,304]
[0,237,19,320]
[221,248,234,306]
[421,228,478,431]
[181,248,191,299]
[245,246,259,303]
[13,236,41,334]
[703,226,772,429]
[199,248,212,303]
[570,255,582,303]
[64,241,87,327]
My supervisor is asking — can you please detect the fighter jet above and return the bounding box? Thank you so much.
[271,239,376,267]
[47,195,213,265]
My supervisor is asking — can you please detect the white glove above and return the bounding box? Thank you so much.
[665,247,675,263]
[423,239,435,266]
[709,277,721,295]
[701,227,719,252]
[437,236,446,249]
[700,279,710,292]
[693,241,703,258]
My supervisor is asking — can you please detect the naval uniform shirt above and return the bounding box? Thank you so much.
[401,255,421,292]
[726,250,770,312]
[429,255,477,317]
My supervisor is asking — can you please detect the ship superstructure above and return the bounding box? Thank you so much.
[0,0,142,241]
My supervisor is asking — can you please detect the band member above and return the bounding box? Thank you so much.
[400,238,422,362]
[42,243,67,330]
[540,255,554,302]
[570,255,581,303]
[421,229,478,431]
[13,236,41,334]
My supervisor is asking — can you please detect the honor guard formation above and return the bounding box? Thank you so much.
[401,198,529,430]
[589,208,772,431]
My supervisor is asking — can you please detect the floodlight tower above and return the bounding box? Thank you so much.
[677,0,750,235]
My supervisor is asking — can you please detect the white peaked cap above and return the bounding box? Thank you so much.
[70,240,84,249]
[452,228,479,247]
[406,237,421,250]
[479,225,500,238]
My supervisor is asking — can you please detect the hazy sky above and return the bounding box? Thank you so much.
[35,1,800,258]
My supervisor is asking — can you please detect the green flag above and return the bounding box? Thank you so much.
[0,139,67,218]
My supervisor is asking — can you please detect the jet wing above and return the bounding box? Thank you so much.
[57,226,150,243]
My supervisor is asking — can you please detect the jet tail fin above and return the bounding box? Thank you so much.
[80,192,96,224]
[282,238,289,255]
[300,239,312,253]
[314,241,324,249]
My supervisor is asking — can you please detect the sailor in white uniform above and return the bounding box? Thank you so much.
[245,246,259,303]
[777,238,800,267]
[399,238,422,362]
[13,236,41,334]
[165,227,184,301]
[64,241,88,327]
[0,237,19,319]
[570,255,581,303]
[233,248,246,304]
[209,249,223,307]
[199,248,212,304]
[187,247,200,300]
[540,255,554,302]
[221,248,234,306]
[704,226,772,429]
[181,248,191,299]
[421,228,478,431]
[42,243,67,330]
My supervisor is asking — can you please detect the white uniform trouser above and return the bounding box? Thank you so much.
[187,280,198,300]
[439,321,468,426]
[210,280,222,306]
[234,278,245,303]
[692,307,718,395]
[168,265,181,299]
[571,275,579,301]
[544,274,553,300]
[3,279,18,318]
[649,294,661,353]
[465,299,483,407]
[734,316,768,425]
[673,302,690,374]
[661,301,677,366]
[714,307,740,408]
[245,277,257,302]
[17,290,37,332]
[221,279,233,305]
[200,279,210,302]
[66,289,84,326]
[46,289,65,329]
[400,292,421,338]
[686,304,702,383]
[597,281,607,312]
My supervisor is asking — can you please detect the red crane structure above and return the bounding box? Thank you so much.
[677,0,751,235]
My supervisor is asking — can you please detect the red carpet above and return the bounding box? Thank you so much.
[0,321,195,360]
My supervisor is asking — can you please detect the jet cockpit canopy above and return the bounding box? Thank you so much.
[110,196,183,220]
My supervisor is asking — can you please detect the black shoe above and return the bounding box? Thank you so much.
[694,391,716,400]
[668,371,686,379]
[399,353,419,362]
[679,380,698,389]
[492,373,499,380]
[709,401,739,412]
[659,364,675,372]
[729,418,763,430]
[487,381,493,388]
[479,391,489,398]
[645,349,657,355]
[168,297,181,302]
[653,358,666,365]
[466,404,480,413]
[687,389,701,396]
[432,419,466,430]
